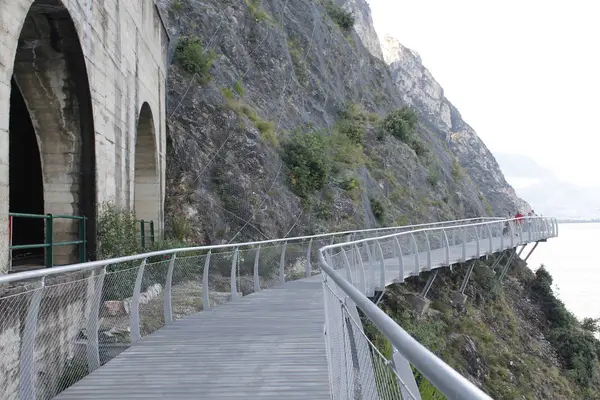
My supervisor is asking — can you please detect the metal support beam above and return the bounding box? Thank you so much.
[523,241,540,262]
[420,270,439,299]
[517,245,526,257]
[374,289,386,306]
[499,250,517,281]
[459,263,475,294]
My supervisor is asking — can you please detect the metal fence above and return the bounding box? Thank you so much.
[8,213,87,270]
[0,217,499,400]
[318,216,558,400]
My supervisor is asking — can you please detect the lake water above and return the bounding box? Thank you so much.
[525,222,600,322]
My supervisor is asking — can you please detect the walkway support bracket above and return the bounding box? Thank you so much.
[420,270,439,299]
[523,241,539,262]
[459,262,475,294]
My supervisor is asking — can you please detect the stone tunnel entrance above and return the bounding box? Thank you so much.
[134,103,160,238]
[9,0,96,267]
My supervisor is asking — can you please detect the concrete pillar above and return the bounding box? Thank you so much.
[0,82,9,273]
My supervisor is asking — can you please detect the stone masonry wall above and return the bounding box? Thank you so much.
[0,0,168,273]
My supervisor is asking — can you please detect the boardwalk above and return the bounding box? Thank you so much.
[55,278,330,399]
[47,222,552,400]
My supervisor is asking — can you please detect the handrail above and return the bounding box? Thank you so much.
[320,216,552,252]
[0,217,498,285]
[319,258,493,400]
[317,215,558,400]
[8,212,87,268]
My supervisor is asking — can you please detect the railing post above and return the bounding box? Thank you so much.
[354,244,367,294]
[253,245,261,293]
[341,248,355,285]
[391,347,422,400]
[45,214,53,268]
[150,220,155,245]
[461,227,467,262]
[486,223,493,254]
[19,277,44,400]
[231,247,240,299]
[79,216,87,263]
[131,258,146,344]
[424,231,432,270]
[393,237,405,282]
[8,215,13,271]
[140,220,146,248]
[306,239,313,278]
[279,242,287,285]
[364,242,375,296]
[202,250,212,310]
[164,254,176,325]
[441,229,450,265]
[410,233,420,275]
[376,241,386,290]
[87,266,106,372]
[474,225,480,257]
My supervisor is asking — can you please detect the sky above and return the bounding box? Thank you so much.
[366,0,599,187]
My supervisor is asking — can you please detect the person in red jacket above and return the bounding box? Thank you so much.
[515,211,524,224]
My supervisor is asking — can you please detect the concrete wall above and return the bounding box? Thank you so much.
[0,0,169,273]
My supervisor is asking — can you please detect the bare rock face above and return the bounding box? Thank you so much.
[339,0,384,60]
[381,35,530,215]
[158,0,528,245]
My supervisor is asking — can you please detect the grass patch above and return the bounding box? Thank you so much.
[174,36,215,84]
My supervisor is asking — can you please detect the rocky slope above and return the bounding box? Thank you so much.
[158,0,525,245]
[376,257,600,399]
[378,35,530,216]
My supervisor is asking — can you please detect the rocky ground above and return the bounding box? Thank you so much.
[374,256,600,399]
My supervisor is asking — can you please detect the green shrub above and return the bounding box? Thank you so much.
[174,36,215,84]
[451,158,463,181]
[383,107,418,142]
[370,197,385,222]
[282,131,330,197]
[530,266,600,387]
[337,119,365,145]
[97,202,139,260]
[325,2,355,32]
[427,167,440,187]
[166,212,191,242]
[409,138,428,157]
[582,318,600,333]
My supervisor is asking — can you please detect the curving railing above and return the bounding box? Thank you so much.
[0,217,499,400]
[318,216,558,400]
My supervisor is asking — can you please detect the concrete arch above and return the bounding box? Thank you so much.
[134,102,160,236]
[8,0,96,267]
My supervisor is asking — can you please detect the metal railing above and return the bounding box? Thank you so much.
[8,213,87,269]
[318,216,558,400]
[138,219,155,248]
[0,216,556,399]
[0,217,498,400]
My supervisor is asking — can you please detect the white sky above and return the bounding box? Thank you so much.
[367,0,599,187]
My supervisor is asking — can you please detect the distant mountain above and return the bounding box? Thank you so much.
[494,153,600,219]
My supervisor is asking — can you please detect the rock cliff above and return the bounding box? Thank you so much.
[379,35,530,215]
[158,0,526,245]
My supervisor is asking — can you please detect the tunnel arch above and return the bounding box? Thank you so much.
[134,102,160,237]
[9,0,96,266]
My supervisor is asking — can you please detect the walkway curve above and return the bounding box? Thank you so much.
[0,217,557,400]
